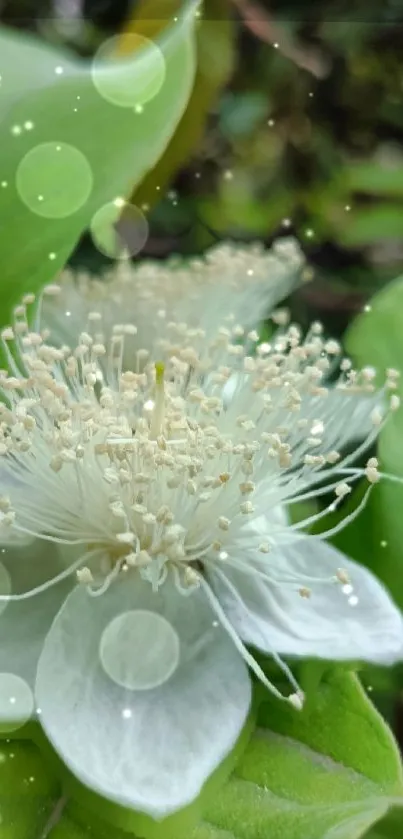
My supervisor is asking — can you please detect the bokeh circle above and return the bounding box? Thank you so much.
[99,609,180,691]
[0,674,34,733]
[16,142,93,219]
[92,34,166,109]
[90,201,149,259]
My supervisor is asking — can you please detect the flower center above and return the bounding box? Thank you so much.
[99,609,180,690]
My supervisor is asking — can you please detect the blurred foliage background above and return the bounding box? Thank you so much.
[2,0,403,830]
[3,0,403,336]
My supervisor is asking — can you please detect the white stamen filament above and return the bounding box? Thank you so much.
[0,549,103,601]
[0,258,393,699]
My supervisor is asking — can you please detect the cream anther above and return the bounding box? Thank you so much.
[76,567,94,584]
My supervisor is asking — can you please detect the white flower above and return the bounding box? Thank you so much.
[0,244,402,819]
[43,237,307,366]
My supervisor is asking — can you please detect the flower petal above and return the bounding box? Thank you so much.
[208,536,403,665]
[44,237,304,365]
[0,468,35,547]
[35,573,251,818]
[0,541,73,699]
[300,387,382,455]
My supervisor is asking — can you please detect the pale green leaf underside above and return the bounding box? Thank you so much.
[1,671,401,839]
[0,5,196,321]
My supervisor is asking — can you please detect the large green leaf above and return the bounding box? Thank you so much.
[346,275,403,386]
[365,809,403,838]
[1,671,401,839]
[200,670,403,839]
[0,3,196,321]
[345,275,403,606]
[0,740,60,839]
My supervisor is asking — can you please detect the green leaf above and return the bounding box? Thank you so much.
[345,275,403,606]
[0,740,61,838]
[345,162,403,198]
[365,808,403,838]
[346,275,403,385]
[337,206,403,246]
[201,670,403,839]
[2,672,401,839]
[0,4,196,322]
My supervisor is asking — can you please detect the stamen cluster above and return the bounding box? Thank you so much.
[0,287,398,598]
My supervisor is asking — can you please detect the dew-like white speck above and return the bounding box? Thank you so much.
[348,595,359,607]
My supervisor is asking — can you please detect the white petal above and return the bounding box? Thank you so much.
[0,541,74,702]
[36,573,251,818]
[208,536,403,665]
[0,529,34,548]
[44,237,304,364]
[0,469,34,547]
[303,387,382,448]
